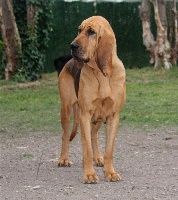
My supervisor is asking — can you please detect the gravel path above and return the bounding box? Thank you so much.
[1,126,178,200]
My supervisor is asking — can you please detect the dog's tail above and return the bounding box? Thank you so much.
[70,103,79,141]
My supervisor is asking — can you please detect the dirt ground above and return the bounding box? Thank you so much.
[1,126,178,200]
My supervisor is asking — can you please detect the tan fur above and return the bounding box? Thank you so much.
[58,16,126,183]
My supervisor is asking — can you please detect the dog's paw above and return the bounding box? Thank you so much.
[93,157,104,167]
[58,158,71,167]
[105,171,121,182]
[83,173,99,184]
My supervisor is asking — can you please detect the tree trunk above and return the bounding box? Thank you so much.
[139,0,174,69]
[139,0,156,65]
[152,0,172,69]
[26,2,36,34]
[171,0,178,65]
[0,0,22,80]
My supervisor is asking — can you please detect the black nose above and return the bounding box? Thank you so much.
[71,42,79,50]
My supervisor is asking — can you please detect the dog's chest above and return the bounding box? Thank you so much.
[79,67,112,100]
[95,71,111,99]
[91,96,114,124]
[79,67,116,123]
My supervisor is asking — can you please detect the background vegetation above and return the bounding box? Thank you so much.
[1,1,177,79]
[45,1,152,72]
[0,0,53,81]
[0,1,157,78]
[0,67,178,136]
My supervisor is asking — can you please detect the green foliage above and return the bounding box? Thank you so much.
[12,0,53,81]
[0,40,3,52]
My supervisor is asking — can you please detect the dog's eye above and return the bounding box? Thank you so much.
[88,29,95,36]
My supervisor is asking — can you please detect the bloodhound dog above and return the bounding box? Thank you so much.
[58,16,126,183]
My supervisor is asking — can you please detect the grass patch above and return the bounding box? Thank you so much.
[0,68,178,136]
[0,72,61,135]
[120,67,178,127]
[21,153,34,159]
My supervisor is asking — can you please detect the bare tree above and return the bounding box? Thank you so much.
[139,0,177,69]
[0,0,22,80]
[139,0,156,65]
[153,0,172,69]
[170,0,178,65]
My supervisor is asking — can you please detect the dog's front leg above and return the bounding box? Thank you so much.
[80,112,99,183]
[104,114,121,182]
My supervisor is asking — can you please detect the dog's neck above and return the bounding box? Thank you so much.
[86,57,112,77]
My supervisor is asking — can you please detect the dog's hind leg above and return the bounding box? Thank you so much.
[91,122,104,167]
[70,102,79,141]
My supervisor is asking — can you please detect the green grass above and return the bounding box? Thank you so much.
[0,73,61,135]
[0,68,178,136]
[120,67,178,127]
[21,153,34,159]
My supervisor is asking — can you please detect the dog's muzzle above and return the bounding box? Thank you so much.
[71,42,89,63]
[71,42,79,51]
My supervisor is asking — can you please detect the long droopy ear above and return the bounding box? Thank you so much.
[97,27,115,76]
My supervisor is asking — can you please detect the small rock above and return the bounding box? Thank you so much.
[32,185,41,190]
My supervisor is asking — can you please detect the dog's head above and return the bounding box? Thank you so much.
[71,16,116,76]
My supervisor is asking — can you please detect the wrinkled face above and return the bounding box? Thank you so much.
[70,16,116,75]
[71,19,100,62]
